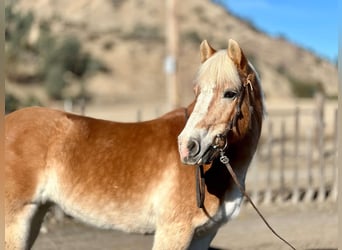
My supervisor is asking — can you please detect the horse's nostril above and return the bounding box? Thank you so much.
[187,139,201,157]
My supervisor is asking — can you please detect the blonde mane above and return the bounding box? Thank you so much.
[248,61,267,117]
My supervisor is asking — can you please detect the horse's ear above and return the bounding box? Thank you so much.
[228,39,248,71]
[200,40,216,63]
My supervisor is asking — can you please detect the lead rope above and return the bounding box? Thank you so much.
[219,152,297,250]
[195,165,205,208]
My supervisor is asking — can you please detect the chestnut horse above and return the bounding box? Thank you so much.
[5,39,264,250]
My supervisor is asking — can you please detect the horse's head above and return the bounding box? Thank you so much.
[178,39,265,165]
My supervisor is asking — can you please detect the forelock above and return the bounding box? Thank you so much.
[195,50,241,92]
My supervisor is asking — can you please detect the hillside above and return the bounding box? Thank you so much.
[6,0,338,108]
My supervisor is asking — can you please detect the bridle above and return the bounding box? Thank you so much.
[191,75,297,250]
[217,74,255,142]
[195,75,254,209]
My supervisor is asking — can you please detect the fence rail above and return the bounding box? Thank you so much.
[246,96,338,205]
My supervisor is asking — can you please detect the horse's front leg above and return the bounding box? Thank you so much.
[152,219,195,250]
[188,230,218,250]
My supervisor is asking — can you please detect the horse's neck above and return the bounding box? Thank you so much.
[227,120,262,179]
[161,101,196,122]
[203,135,258,200]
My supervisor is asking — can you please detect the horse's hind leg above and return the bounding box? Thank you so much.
[5,164,51,250]
[5,202,37,250]
[5,201,51,250]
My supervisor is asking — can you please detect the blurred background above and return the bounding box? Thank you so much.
[5,0,338,249]
[5,0,338,115]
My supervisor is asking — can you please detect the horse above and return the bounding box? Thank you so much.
[5,39,264,250]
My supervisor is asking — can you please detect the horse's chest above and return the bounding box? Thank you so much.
[195,189,243,236]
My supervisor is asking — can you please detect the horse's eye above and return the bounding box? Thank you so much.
[223,90,237,99]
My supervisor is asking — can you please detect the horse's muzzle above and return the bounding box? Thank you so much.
[179,138,217,165]
[179,134,227,165]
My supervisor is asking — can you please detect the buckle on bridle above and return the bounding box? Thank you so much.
[213,134,227,152]
[213,134,230,164]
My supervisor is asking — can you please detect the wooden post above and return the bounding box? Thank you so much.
[304,125,314,203]
[79,97,86,116]
[165,0,179,109]
[291,107,300,203]
[264,120,273,205]
[250,151,260,204]
[330,108,338,201]
[155,107,160,118]
[316,92,325,202]
[136,109,142,122]
[277,120,286,203]
[64,99,73,112]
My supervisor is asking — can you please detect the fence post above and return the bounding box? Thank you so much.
[316,92,326,202]
[80,97,86,115]
[136,109,142,122]
[64,99,73,112]
[250,152,260,204]
[276,120,286,203]
[291,106,300,203]
[263,120,273,205]
[155,107,160,117]
[330,108,338,201]
[304,125,314,203]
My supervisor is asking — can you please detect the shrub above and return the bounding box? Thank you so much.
[39,32,95,99]
[276,64,286,75]
[288,76,325,98]
[5,94,43,113]
[5,4,107,101]
[45,65,66,100]
[23,96,42,107]
[5,4,34,47]
[122,24,164,42]
[5,94,21,114]
[5,4,37,81]
[182,30,202,44]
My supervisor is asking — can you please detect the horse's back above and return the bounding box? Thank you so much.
[5,106,186,184]
[5,106,69,147]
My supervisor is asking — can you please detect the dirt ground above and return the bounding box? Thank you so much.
[32,201,337,250]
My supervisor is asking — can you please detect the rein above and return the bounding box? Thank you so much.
[192,77,297,250]
[218,152,297,250]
